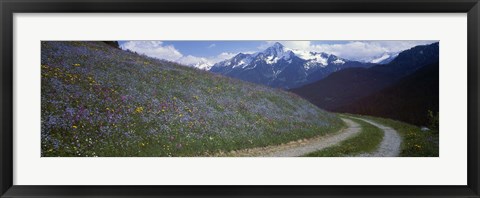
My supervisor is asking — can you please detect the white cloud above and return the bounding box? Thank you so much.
[176,55,214,70]
[175,52,238,65]
[120,41,183,61]
[210,52,237,63]
[207,44,216,48]
[258,40,437,62]
[175,52,238,70]
[177,55,211,65]
[120,41,239,69]
[310,41,437,62]
[311,42,387,62]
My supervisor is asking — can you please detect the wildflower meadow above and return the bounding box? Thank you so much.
[41,41,344,157]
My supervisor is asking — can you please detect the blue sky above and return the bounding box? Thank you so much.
[119,40,436,67]
[119,41,350,58]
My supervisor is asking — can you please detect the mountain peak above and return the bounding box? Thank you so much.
[272,42,284,48]
[265,42,285,53]
[210,42,374,89]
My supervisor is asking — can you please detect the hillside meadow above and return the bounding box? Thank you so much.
[41,41,344,157]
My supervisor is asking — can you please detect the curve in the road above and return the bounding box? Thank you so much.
[260,118,362,157]
[354,117,402,157]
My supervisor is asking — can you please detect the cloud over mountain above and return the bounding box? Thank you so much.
[121,40,438,71]
[120,41,183,61]
[210,42,374,89]
[121,41,238,70]
[259,41,437,63]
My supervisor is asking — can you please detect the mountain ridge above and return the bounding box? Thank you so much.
[210,42,374,89]
[336,61,439,126]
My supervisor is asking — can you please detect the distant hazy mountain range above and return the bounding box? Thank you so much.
[291,42,439,126]
[209,42,378,89]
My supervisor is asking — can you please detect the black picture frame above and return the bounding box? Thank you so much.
[1,0,479,197]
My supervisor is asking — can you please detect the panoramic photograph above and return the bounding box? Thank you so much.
[41,40,439,157]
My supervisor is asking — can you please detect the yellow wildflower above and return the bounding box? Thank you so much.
[135,106,144,113]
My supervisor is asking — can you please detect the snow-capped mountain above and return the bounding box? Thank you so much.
[189,61,213,70]
[210,42,374,89]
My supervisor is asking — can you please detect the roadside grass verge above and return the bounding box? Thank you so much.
[356,115,439,157]
[303,117,383,157]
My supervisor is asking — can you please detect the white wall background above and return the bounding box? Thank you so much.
[13,13,467,185]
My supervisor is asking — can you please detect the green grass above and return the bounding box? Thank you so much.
[303,116,384,157]
[357,115,439,157]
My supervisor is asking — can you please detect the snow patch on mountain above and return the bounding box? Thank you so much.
[333,59,346,64]
[211,42,357,73]
[371,54,391,63]
[293,50,328,66]
[209,42,374,89]
[265,56,279,64]
[192,62,213,70]
[262,45,293,65]
[234,57,253,68]
[370,53,399,64]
